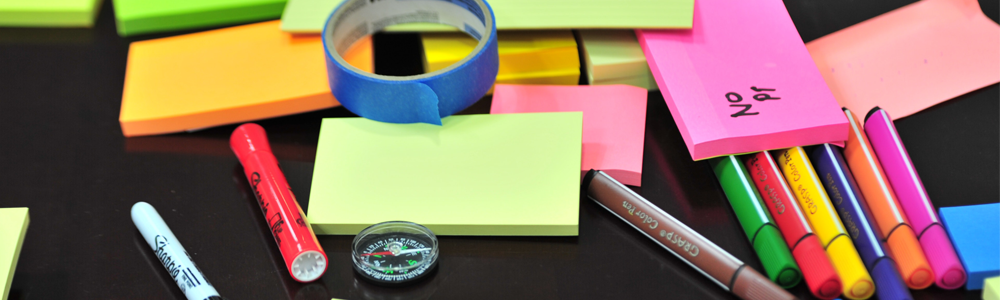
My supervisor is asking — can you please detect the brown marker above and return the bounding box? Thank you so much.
[583,170,796,300]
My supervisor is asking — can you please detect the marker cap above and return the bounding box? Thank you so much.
[870,258,914,300]
[885,226,934,289]
[752,226,801,288]
[291,250,327,282]
[826,236,874,299]
[792,235,842,299]
[919,225,967,289]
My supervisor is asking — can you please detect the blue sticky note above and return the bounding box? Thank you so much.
[941,203,1000,290]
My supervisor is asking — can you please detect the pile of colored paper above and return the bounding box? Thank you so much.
[578,30,657,90]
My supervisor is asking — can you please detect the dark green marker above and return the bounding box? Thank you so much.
[710,155,802,288]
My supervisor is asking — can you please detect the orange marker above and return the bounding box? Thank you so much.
[841,108,934,289]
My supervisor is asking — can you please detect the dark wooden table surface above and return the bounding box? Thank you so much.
[0,1,997,299]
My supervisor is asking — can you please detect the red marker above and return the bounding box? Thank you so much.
[744,152,842,299]
[231,123,327,282]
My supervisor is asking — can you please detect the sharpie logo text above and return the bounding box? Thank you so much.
[251,172,285,244]
[153,235,203,292]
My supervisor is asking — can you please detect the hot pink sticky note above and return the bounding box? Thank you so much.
[491,84,647,186]
[807,0,1000,120]
[637,0,848,161]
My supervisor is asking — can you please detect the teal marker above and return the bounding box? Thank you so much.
[711,155,802,288]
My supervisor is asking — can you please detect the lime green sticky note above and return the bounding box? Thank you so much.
[578,30,657,91]
[0,208,29,300]
[0,0,101,27]
[111,0,286,36]
[308,113,582,236]
[280,0,693,33]
[986,277,1000,300]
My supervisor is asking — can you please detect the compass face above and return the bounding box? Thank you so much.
[352,222,439,285]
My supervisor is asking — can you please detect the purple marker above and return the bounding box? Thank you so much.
[863,107,966,289]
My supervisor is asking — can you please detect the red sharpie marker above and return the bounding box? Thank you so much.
[231,123,327,282]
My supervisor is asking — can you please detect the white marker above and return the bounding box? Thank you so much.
[132,202,225,300]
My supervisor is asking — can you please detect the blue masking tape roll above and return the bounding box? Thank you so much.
[322,0,499,125]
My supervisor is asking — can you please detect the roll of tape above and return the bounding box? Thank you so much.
[322,0,499,125]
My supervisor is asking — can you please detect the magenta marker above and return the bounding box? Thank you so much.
[863,107,966,289]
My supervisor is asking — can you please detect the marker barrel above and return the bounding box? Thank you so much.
[811,144,913,300]
[231,123,327,282]
[583,170,795,300]
[744,152,843,299]
[842,108,933,289]
[864,108,966,289]
[131,202,223,300]
[710,156,801,288]
[775,147,874,300]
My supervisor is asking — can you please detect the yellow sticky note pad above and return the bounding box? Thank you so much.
[0,208,29,300]
[421,31,580,92]
[307,113,583,236]
[775,147,873,300]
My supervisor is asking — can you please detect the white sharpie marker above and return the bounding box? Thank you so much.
[132,202,225,300]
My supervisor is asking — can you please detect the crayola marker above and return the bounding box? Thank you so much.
[744,151,842,299]
[710,156,801,288]
[864,107,966,289]
[775,147,874,299]
[811,144,913,300]
[842,108,933,289]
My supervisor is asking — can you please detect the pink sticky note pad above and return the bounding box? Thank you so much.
[637,0,848,161]
[807,0,1000,120]
[491,84,647,186]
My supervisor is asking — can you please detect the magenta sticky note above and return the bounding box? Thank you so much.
[636,0,848,161]
[491,84,647,186]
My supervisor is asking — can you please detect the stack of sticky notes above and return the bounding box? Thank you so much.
[578,30,657,90]
[280,0,695,33]
[637,0,847,161]
[420,31,579,92]
[940,203,1000,290]
[307,113,582,236]
[119,20,372,137]
[0,0,102,27]
[1,208,29,300]
[111,0,287,36]
[986,277,1000,300]
[491,84,647,186]
[806,0,1000,120]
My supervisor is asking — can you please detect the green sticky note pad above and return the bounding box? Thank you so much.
[111,0,286,36]
[0,208,29,300]
[308,113,582,236]
[0,0,101,27]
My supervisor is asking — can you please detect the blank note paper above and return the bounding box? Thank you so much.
[637,0,847,161]
[308,113,583,236]
[119,21,372,137]
[578,30,657,90]
[806,0,1000,120]
[0,0,101,27]
[491,84,647,186]
[280,0,694,33]
[0,208,28,300]
[111,0,286,36]
[421,31,580,92]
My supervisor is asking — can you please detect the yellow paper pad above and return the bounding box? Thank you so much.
[0,208,29,300]
[119,20,372,137]
[421,31,580,92]
[280,0,694,33]
[307,113,583,236]
[578,30,657,90]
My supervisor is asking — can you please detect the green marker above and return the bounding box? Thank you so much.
[710,155,802,288]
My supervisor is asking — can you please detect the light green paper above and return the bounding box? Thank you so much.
[579,30,657,90]
[112,0,286,36]
[0,0,101,27]
[280,0,693,33]
[307,113,582,236]
[0,208,28,300]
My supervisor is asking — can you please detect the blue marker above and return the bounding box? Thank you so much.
[810,144,913,300]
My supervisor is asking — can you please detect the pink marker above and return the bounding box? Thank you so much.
[863,107,966,289]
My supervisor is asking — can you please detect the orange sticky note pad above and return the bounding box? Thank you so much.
[491,84,647,186]
[807,0,1000,120]
[119,20,372,137]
